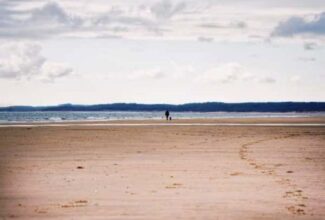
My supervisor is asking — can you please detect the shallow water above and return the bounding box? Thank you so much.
[0,111,324,123]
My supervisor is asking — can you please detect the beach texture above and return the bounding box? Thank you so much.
[0,118,324,219]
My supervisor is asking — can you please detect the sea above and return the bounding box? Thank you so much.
[0,111,324,124]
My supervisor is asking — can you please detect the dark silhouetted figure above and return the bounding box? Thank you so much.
[165,110,169,120]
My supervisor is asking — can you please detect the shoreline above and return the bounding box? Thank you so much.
[0,117,325,127]
[1,112,325,125]
[1,123,325,128]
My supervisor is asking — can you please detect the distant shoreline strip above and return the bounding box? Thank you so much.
[0,123,325,128]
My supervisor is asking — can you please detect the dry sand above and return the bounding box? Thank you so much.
[0,118,324,219]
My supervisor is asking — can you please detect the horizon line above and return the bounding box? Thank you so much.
[1,101,325,108]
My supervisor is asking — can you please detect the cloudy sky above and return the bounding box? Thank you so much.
[0,0,324,106]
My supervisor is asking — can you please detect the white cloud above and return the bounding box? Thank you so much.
[150,0,186,20]
[197,62,276,84]
[0,0,323,43]
[29,1,81,26]
[128,68,165,80]
[40,62,73,82]
[304,42,318,50]
[197,36,214,42]
[127,63,194,81]
[259,77,276,84]
[0,41,73,81]
[298,57,316,62]
[126,63,277,85]
[198,63,251,83]
[0,1,78,38]
[231,21,247,29]
[199,21,247,30]
[0,0,181,39]
[272,12,325,37]
[0,42,45,79]
[289,75,301,82]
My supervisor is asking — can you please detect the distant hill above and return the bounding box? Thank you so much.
[0,102,325,112]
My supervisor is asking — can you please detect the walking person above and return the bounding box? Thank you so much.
[165,110,169,121]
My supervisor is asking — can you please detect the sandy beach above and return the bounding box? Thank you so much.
[0,118,324,219]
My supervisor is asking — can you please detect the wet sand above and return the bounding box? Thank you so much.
[0,118,324,219]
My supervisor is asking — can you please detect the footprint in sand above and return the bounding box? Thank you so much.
[34,207,48,214]
[230,172,243,176]
[75,200,88,204]
[240,136,311,216]
[166,183,183,189]
[61,200,88,208]
[287,206,306,215]
[284,190,304,198]
[125,191,136,195]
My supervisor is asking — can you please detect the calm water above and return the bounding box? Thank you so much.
[0,111,324,123]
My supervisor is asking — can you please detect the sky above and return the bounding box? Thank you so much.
[0,0,324,106]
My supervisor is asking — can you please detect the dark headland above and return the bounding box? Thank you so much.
[1,102,325,112]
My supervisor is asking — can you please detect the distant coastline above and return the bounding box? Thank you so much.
[1,102,325,112]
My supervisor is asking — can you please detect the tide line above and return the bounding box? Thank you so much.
[0,123,325,127]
